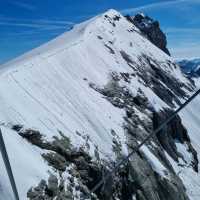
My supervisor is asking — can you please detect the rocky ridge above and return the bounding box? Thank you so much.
[126,13,171,56]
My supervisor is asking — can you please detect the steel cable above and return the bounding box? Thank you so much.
[0,129,20,200]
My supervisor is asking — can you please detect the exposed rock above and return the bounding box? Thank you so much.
[126,13,170,55]
[46,174,58,197]
[127,142,189,200]
[104,44,115,54]
[136,190,146,200]
[42,152,68,171]
[153,109,199,172]
[27,175,74,200]
[117,51,194,108]
[18,129,48,149]
[27,180,47,200]
[11,124,23,132]
[90,73,192,200]
[20,127,146,200]
[120,50,135,66]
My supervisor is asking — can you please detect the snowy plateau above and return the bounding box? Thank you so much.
[0,9,200,200]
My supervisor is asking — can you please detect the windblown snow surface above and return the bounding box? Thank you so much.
[179,79,200,199]
[0,9,200,199]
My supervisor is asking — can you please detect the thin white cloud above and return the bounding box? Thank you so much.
[171,43,200,59]
[121,0,200,14]
[167,29,200,59]
[165,27,200,34]
[35,19,74,25]
[1,28,63,39]
[0,17,74,30]
[0,16,74,40]
[0,22,66,29]
[10,1,36,11]
[0,16,74,25]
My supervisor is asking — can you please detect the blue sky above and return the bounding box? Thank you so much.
[0,0,200,64]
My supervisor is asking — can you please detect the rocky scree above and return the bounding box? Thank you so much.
[11,126,139,200]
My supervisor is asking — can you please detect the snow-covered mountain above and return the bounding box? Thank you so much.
[178,58,200,77]
[0,9,200,200]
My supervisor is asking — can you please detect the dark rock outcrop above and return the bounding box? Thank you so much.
[14,127,136,200]
[153,109,199,172]
[27,175,74,200]
[126,13,170,56]
[90,73,191,200]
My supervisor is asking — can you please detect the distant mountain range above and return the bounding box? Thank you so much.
[178,58,200,77]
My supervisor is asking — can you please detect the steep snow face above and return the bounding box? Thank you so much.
[177,96,200,200]
[0,127,49,200]
[0,9,196,199]
[160,94,200,200]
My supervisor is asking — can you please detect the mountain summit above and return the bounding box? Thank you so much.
[0,9,200,200]
[125,13,170,55]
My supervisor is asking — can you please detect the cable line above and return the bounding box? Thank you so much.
[0,129,20,200]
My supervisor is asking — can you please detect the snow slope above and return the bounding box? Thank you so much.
[0,9,199,199]
[0,126,49,199]
[179,95,200,199]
